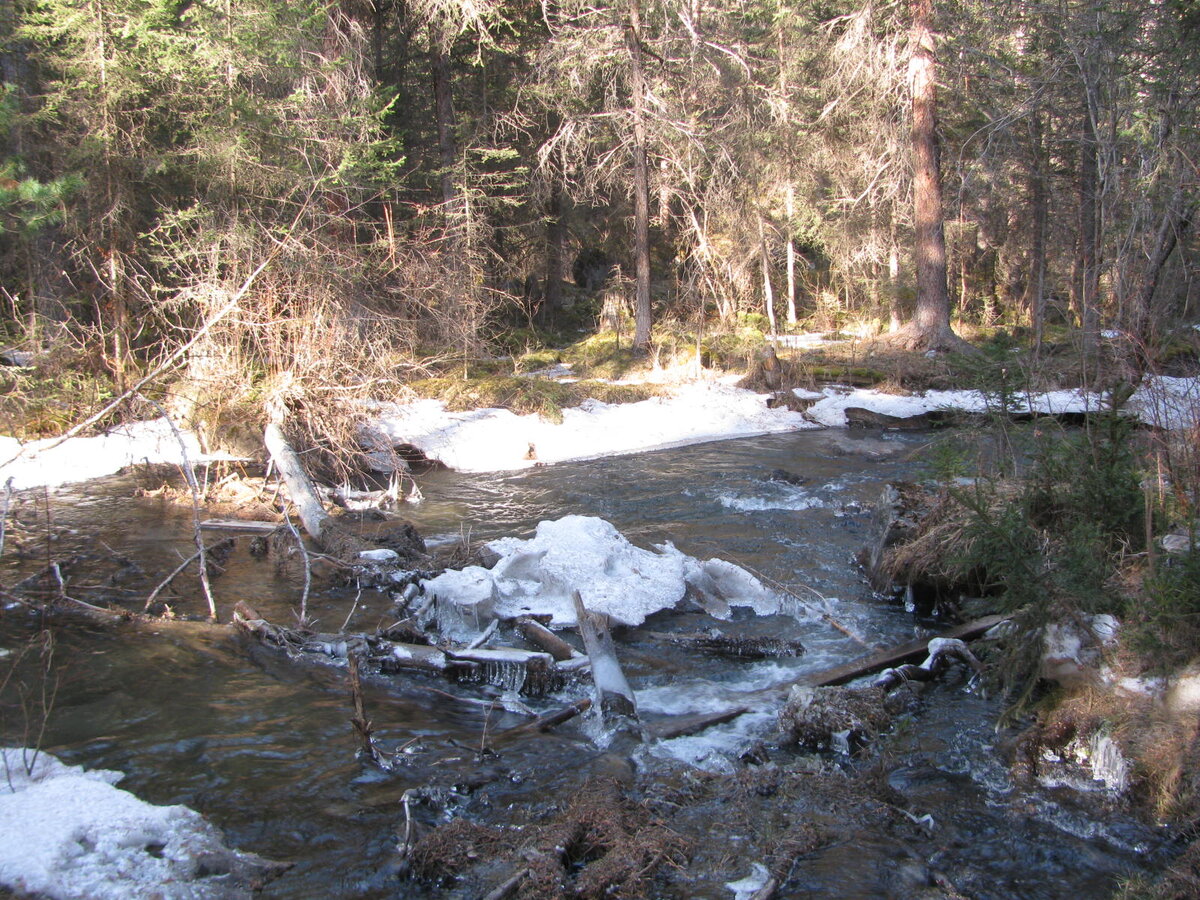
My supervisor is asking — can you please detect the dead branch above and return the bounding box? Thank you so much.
[573,590,638,723]
[142,537,235,613]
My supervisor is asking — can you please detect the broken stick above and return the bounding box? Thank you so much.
[572,590,638,722]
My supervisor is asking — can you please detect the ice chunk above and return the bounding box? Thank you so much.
[421,515,782,627]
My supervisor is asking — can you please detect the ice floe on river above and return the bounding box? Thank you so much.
[0,748,269,899]
[421,514,783,629]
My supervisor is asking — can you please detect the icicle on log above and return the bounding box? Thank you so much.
[644,629,805,660]
[572,590,638,723]
[231,601,564,696]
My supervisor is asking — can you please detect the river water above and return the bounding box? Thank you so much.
[0,428,1166,897]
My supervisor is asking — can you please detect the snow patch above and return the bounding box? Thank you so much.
[0,748,266,900]
[0,419,237,490]
[370,381,814,472]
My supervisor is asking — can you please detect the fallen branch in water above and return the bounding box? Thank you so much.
[492,697,593,743]
[142,537,235,613]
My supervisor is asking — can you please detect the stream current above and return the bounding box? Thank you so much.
[0,427,1166,898]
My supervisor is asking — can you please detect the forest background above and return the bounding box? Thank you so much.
[0,0,1197,440]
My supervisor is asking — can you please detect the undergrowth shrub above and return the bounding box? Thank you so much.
[949,401,1145,716]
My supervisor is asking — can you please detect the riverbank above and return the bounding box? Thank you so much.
[4,372,1196,489]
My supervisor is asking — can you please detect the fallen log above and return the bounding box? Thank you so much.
[515,615,582,661]
[200,518,278,534]
[782,614,1006,692]
[492,698,593,742]
[573,590,638,722]
[646,706,750,741]
[645,630,805,660]
[264,419,426,571]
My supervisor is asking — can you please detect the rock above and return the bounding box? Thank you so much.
[1161,532,1195,554]
[779,685,908,753]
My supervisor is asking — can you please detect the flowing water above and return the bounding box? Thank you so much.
[0,428,1166,897]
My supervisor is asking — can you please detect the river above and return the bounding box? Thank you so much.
[0,428,1166,897]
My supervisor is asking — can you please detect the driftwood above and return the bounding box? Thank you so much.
[784,614,1005,692]
[231,601,566,697]
[645,630,805,660]
[515,615,582,661]
[872,636,984,692]
[493,698,593,743]
[572,591,638,722]
[646,706,750,741]
[263,420,428,591]
[200,518,278,533]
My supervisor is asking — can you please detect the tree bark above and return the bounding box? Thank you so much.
[432,42,459,208]
[545,174,565,315]
[896,0,965,353]
[1132,193,1195,342]
[1077,93,1100,368]
[1026,109,1048,354]
[626,0,653,352]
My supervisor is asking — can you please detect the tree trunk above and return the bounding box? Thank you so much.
[897,0,965,353]
[626,0,652,353]
[1077,94,1100,369]
[784,183,798,326]
[1026,109,1048,354]
[545,174,565,315]
[758,217,777,334]
[1132,195,1195,342]
[432,42,459,208]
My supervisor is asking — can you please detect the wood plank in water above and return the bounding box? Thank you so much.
[200,518,278,533]
[794,613,1007,689]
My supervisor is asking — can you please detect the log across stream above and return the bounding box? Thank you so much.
[0,429,1166,898]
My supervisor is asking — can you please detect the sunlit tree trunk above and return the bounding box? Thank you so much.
[626,0,652,352]
[898,0,965,352]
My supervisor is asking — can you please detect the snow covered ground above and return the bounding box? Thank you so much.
[371,375,1199,473]
[1,375,1196,488]
[0,748,269,899]
[0,419,216,491]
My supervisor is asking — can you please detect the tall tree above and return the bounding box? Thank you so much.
[896,0,963,351]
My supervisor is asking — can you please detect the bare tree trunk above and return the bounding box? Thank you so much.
[897,0,965,353]
[626,0,653,353]
[545,172,565,315]
[1026,109,1048,354]
[758,217,777,334]
[1133,194,1195,342]
[432,42,459,208]
[784,183,798,326]
[1077,94,1100,369]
